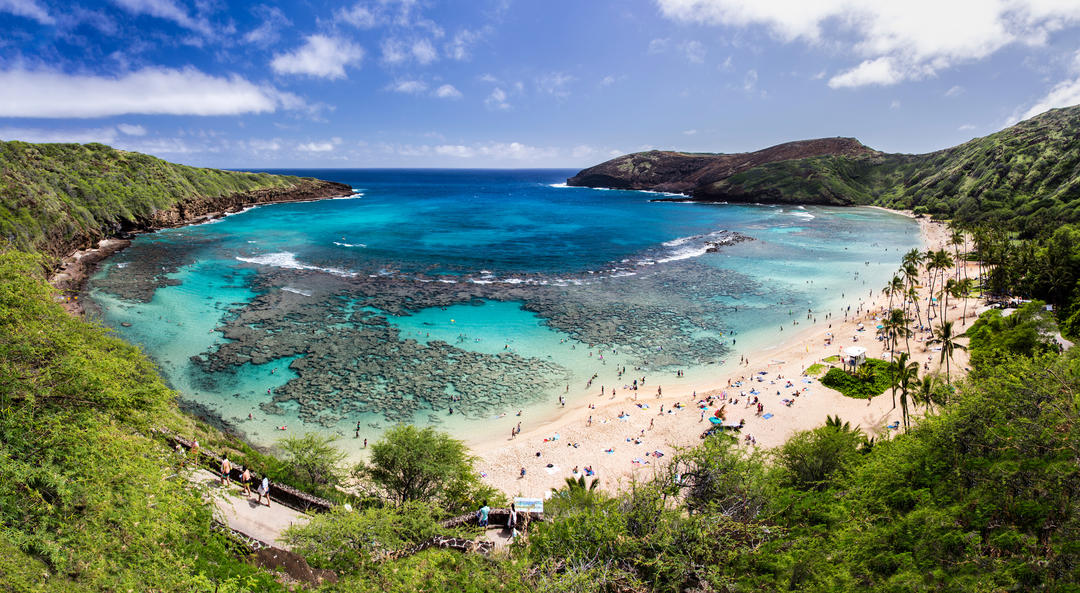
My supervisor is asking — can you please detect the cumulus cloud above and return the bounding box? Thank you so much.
[244,6,291,46]
[297,137,342,152]
[412,39,438,64]
[387,79,427,94]
[945,85,964,97]
[336,2,377,28]
[380,38,408,64]
[435,144,474,157]
[1013,77,1080,123]
[416,141,558,161]
[446,29,481,60]
[117,123,147,136]
[0,0,53,24]
[111,0,212,36]
[656,0,1080,88]
[682,40,706,63]
[248,138,282,151]
[271,35,364,79]
[485,87,510,110]
[434,84,462,99]
[0,126,118,144]
[0,67,301,118]
[536,72,574,98]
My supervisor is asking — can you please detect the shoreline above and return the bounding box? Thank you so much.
[49,180,352,314]
[470,212,976,497]
[51,192,972,497]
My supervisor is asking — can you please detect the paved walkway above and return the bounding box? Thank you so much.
[194,469,311,550]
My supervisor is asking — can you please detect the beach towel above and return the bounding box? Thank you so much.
[762,413,774,419]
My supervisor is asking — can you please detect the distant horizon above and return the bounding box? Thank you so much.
[2,1,1080,168]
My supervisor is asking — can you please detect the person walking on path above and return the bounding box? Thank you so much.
[257,477,270,507]
[190,439,200,465]
[508,503,518,538]
[220,456,232,486]
[240,467,252,496]
[477,501,491,527]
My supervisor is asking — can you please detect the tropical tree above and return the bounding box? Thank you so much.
[357,424,488,510]
[880,308,912,357]
[912,374,939,411]
[279,433,348,488]
[891,352,920,430]
[928,320,967,385]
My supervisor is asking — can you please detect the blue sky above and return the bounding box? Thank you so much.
[2,0,1080,168]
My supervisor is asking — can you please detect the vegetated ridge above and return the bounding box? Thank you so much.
[0,140,352,260]
[568,105,1080,237]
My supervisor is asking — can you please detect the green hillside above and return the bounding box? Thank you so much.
[703,106,1080,237]
[0,141,344,258]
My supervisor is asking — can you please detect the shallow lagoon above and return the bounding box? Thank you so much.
[87,169,921,454]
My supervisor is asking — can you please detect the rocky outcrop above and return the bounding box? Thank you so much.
[137,179,352,231]
[49,179,351,300]
[566,137,877,199]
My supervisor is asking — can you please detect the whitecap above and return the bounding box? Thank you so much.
[235,252,357,278]
[281,286,313,297]
[333,241,367,248]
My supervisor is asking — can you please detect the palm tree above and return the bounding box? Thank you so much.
[956,277,974,327]
[928,320,966,385]
[880,308,912,357]
[949,227,965,282]
[934,251,955,320]
[939,278,958,328]
[913,375,940,412]
[892,352,919,430]
[884,275,904,311]
[825,414,858,434]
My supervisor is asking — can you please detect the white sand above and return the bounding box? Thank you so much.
[472,212,975,497]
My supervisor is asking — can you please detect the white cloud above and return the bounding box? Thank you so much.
[958,123,977,131]
[828,56,908,88]
[682,40,706,63]
[387,80,427,94]
[536,72,575,98]
[719,56,735,71]
[336,3,376,28]
[0,0,53,24]
[682,129,698,135]
[0,67,301,118]
[485,87,509,110]
[434,84,462,99]
[1014,76,1080,122]
[271,35,364,79]
[945,85,964,97]
[111,0,211,36]
[648,38,669,54]
[600,75,616,86]
[249,138,282,151]
[446,29,481,60]
[244,6,291,46]
[117,123,147,136]
[435,144,474,157]
[412,39,438,64]
[381,38,408,64]
[571,144,596,158]
[890,99,901,109]
[743,69,759,91]
[657,0,1080,88]
[297,137,342,152]
[0,126,118,144]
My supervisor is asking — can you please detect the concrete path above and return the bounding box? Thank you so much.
[194,470,311,550]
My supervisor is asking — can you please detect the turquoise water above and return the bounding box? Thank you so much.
[86,169,921,452]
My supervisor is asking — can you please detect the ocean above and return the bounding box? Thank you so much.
[85,168,922,453]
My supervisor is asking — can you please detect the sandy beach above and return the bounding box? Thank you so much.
[472,212,976,497]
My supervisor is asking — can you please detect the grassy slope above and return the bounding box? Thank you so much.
[0,141,319,257]
[0,251,287,592]
[702,106,1080,235]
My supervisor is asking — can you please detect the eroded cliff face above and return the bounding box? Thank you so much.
[51,179,351,260]
[566,137,878,198]
[139,180,352,230]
